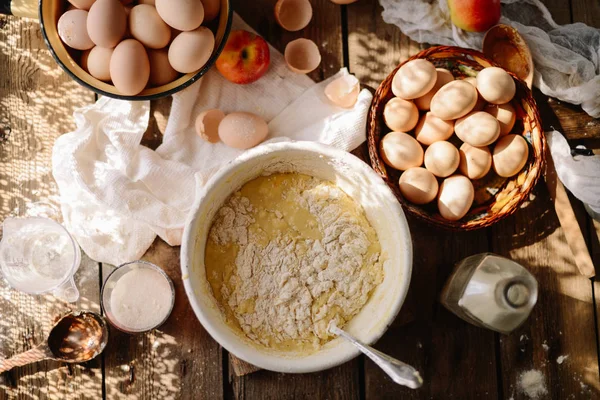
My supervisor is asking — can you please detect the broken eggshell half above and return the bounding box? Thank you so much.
[195,109,226,143]
[274,0,312,32]
[325,73,360,108]
[284,38,321,74]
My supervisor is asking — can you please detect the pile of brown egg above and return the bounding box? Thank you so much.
[57,0,220,95]
[379,59,529,221]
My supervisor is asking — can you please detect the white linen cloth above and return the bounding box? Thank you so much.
[379,0,600,118]
[52,15,372,266]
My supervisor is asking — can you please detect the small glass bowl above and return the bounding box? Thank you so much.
[101,260,175,334]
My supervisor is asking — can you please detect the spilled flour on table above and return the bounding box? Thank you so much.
[518,369,547,399]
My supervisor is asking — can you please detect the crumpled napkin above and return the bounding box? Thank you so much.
[52,14,372,266]
[379,0,600,118]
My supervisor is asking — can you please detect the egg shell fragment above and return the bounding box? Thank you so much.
[148,49,179,86]
[218,112,269,149]
[379,131,424,171]
[168,27,215,73]
[437,175,474,221]
[86,46,113,81]
[430,80,478,120]
[492,134,529,178]
[399,167,439,205]
[455,111,501,147]
[414,68,454,110]
[324,74,360,108]
[424,141,460,178]
[414,112,454,146]
[156,0,204,31]
[284,38,321,74]
[275,0,312,32]
[392,59,437,100]
[109,39,150,96]
[383,98,419,132]
[196,109,226,143]
[58,10,95,51]
[129,4,171,49]
[87,0,127,48]
[458,143,492,180]
[485,103,516,136]
[476,67,516,105]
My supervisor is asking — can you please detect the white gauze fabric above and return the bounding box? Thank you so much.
[52,14,372,266]
[379,0,600,118]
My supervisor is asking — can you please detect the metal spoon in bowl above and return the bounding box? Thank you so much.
[0,311,109,373]
[329,323,423,389]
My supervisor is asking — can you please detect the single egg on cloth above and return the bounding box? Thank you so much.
[129,4,171,49]
[196,109,225,143]
[492,134,529,178]
[58,10,95,50]
[86,46,113,81]
[168,27,215,73]
[87,0,127,48]
[109,39,150,95]
[399,167,439,205]
[324,74,360,108]
[455,111,500,147]
[484,103,516,136]
[274,0,312,32]
[437,175,474,221]
[458,143,492,179]
[476,67,516,105]
[218,112,269,149]
[379,131,424,171]
[414,68,454,111]
[147,49,179,86]
[414,112,454,146]
[430,80,477,120]
[463,77,487,111]
[424,141,460,178]
[383,98,419,132]
[156,0,204,31]
[285,38,321,74]
[392,59,437,100]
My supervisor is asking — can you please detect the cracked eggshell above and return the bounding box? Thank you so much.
[284,39,321,74]
[458,143,492,180]
[414,112,454,146]
[324,74,360,108]
[218,112,269,149]
[275,0,312,32]
[455,111,500,147]
[430,80,477,120]
[58,10,95,50]
[379,131,424,171]
[414,68,454,111]
[437,175,474,221]
[424,141,460,178]
[383,98,419,132]
[484,103,516,136]
[399,167,439,205]
[476,67,516,105]
[196,109,226,143]
[392,59,437,100]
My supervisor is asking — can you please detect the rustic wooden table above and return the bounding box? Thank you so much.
[1,0,600,398]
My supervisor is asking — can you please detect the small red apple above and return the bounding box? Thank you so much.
[448,0,501,32]
[216,30,270,84]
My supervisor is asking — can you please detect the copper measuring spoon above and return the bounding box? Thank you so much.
[0,311,109,373]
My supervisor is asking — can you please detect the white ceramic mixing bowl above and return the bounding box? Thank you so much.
[181,141,412,373]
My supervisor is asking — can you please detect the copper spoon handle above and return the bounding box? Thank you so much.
[0,344,53,373]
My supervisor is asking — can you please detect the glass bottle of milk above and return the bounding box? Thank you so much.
[440,253,538,334]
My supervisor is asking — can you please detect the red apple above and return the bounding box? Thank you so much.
[448,0,501,32]
[216,30,270,84]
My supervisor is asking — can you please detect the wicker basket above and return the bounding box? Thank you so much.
[367,46,545,230]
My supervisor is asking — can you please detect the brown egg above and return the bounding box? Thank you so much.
[437,175,474,221]
[430,80,477,120]
[109,39,150,96]
[67,0,96,10]
[275,0,312,32]
[168,27,215,73]
[463,77,487,111]
[58,10,95,50]
[196,109,225,143]
[424,141,460,178]
[392,59,437,100]
[87,0,126,48]
[218,112,269,149]
[484,103,516,136]
[455,111,500,147]
[201,0,221,22]
[324,74,360,108]
[129,5,171,49]
[399,167,439,205]
[155,0,204,31]
[138,0,154,4]
[492,134,529,178]
[458,143,492,179]
[414,68,454,110]
[414,112,454,146]
[284,39,321,74]
[379,132,424,171]
[148,49,179,86]
[86,46,113,81]
[476,67,516,105]
[383,98,419,132]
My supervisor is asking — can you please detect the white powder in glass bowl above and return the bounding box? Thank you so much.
[110,268,173,331]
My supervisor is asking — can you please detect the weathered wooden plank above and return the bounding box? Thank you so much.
[347,2,498,399]
[0,14,101,400]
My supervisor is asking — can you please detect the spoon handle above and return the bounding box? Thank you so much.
[0,344,53,373]
[331,325,423,389]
